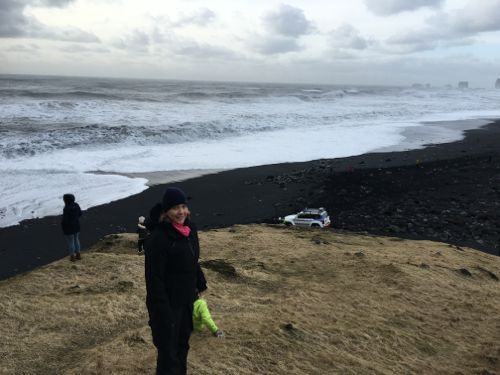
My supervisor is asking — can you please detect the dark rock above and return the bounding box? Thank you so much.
[486,356,498,365]
[125,332,147,346]
[354,251,365,257]
[200,259,238,278]
[459,268,472,277]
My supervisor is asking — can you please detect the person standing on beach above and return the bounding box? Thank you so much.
[144,187,207,375]
[137,216,148,254]
[61,193,82,262]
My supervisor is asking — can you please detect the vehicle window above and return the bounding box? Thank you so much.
[298,214,313,219]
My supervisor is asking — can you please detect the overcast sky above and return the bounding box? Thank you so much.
[1,0,499,86]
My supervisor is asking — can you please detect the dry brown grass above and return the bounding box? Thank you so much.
[1,225,499,375]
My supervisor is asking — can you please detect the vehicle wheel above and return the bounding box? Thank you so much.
[311,224,320,228]
[285,222,292,226]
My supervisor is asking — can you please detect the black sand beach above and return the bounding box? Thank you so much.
[1,119,499,280]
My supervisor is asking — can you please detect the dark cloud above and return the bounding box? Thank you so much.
[364,0,444,16]
[446,0,500,34]
[0,0,99,42]
[262,4,314,37]
[33,0,75,6]
[386,0,500,52]
[250,4,313,55]
[0,1,29,37]
[329,25,370,50]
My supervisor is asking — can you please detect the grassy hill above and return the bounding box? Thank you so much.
[1,225,499,375]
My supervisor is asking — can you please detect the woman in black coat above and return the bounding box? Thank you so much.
[144,187,207,375]
[61,193,82,262]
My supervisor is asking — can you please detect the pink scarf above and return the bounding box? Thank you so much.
[172,222,191,237]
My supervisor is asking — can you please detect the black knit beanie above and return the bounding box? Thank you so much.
[63,193,75,205]
[162,187,187,211]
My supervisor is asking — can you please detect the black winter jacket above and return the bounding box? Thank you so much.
[61,202,82,235]
[144,218,207,332]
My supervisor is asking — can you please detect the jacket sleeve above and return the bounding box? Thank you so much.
[196,264,207,293]
[144,232,174,326]
[145,203,163,231]
[198,299,218,334]
[192,226,208,292]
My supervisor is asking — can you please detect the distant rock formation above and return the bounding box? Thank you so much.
[458,81,469,89]
[411,83,431,89]
[496,78,500,89]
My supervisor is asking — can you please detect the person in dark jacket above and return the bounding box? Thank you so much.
[144,187,207,375]
[61,193,82,262]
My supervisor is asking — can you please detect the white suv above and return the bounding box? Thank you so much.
[282,208,331,228]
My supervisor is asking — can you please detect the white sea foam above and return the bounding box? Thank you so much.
[1,75,500,227]
[0,169,148,228]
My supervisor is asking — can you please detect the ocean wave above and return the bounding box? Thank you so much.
[0,120,278,159]
[0,89,122,101]
[177,91,212,99]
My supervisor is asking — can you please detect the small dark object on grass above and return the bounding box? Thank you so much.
[117,280,134,291]
[201,259,238,278]
[459,268,472,277]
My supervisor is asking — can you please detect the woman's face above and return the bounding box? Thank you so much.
[166,204,189,224]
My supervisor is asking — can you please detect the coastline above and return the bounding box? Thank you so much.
[90,168,226,187]
[1,118,499,280]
